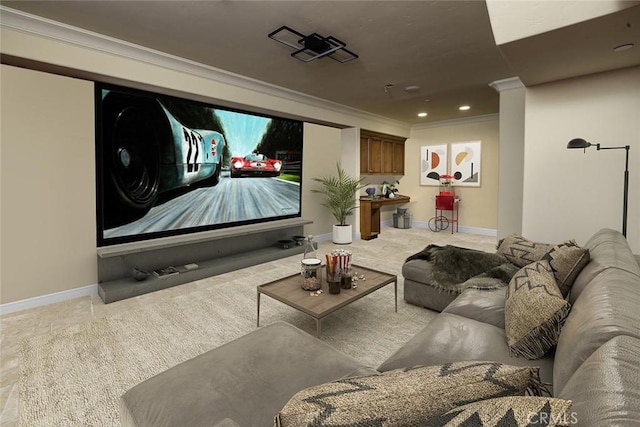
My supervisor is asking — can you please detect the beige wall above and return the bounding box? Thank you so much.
[405,117,500,232]
[523,66,640,252]
[0,65,97,303]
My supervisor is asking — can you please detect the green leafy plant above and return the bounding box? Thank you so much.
[312,163,367,226]
[382,180,400,197]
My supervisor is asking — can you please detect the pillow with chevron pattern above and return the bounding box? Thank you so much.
[423,396,574,426]
[274,362,544,427]
[497,234,554,268]
[505,260,571,360]
[541,241,590,297]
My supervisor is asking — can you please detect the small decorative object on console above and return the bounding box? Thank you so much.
[131,267,150,282]
[152,266,179,278]
[365,187,376,199]
[292,235,306,246]
[381,180,400,198]
[278,239,294,249]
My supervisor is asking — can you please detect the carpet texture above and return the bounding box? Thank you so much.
[20,272,435,426]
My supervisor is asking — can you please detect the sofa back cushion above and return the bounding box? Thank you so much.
[569,228,640,305]
[553,267,640,393]
[558,335,640,426]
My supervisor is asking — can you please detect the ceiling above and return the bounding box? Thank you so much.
[2,1,639,125]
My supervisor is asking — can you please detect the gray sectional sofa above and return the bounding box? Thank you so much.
[120,228,640,426]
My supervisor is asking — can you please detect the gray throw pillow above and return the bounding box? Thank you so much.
[505,260,571,360]
[423,396,574,426]
[275,362,543,427]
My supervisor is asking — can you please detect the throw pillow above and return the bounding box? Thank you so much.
[423,396,574,426]
[274,362,543,427]
[505,260,571,360]
[541,241,590,297]
[497,234,554,267]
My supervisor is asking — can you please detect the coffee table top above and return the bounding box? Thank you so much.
[257,264,396,320]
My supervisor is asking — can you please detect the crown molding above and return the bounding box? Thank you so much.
[411,113,499,131]
[489,77,525,92]
[0,6,409,130]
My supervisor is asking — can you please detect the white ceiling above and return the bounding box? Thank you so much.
[2,1,639,125]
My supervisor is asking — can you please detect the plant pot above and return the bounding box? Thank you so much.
[333,224,353,244]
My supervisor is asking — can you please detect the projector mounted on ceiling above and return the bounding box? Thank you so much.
[268,25,358,63]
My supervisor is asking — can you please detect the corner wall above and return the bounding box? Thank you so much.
[522,66,640,252]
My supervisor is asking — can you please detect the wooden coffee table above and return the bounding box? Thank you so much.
[257,264,397,337]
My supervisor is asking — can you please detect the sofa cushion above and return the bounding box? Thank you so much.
[553,268,640,394]
[570,228,640,305]
[275,362,541,427]
[377,313,554,387]
[558,335,640,426]
[541,241,590,297]
[423,396,573,427]
[505,260,571,360]
[120,322,373,427]
[497,234,554,267]
[403,275,459,312]
[442,287,507,329]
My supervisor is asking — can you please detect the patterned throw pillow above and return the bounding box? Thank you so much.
[423,396,574,426]
[497,234,555,268]
[541,241,590,297]
[274,362,542,427]
[505,260,571,360]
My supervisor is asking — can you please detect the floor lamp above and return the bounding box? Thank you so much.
[567,138,630,237]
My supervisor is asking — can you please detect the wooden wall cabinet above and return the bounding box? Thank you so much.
[360,130,406,175]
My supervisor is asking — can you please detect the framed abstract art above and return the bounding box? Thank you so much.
[450,141,481,187]
[420,144,448,186]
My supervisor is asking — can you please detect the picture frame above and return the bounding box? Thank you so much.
[450,141,481,187]
[420,144,448,186]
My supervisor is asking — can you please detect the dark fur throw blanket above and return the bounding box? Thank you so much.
[406,244,518,294]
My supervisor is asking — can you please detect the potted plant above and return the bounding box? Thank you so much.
[312,162,367,244]
[381,180,400,198]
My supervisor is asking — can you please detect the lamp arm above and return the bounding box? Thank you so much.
[596,145,629,151]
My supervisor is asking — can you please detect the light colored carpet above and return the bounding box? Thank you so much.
[19,265,435,426]
[18,227,495,426]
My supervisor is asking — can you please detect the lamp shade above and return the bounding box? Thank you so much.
[567,138,591,149]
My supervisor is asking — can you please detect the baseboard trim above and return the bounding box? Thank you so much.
[0,284,98,316]
[386,220,497,237]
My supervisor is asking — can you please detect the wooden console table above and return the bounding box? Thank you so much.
[359,195,410,240]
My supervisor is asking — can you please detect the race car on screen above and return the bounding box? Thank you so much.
[101,89,226,227]
[230,153,282,178]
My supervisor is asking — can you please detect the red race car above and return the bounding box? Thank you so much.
[230,153,282,178]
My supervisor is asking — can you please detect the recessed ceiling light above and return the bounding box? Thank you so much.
[459,105,471,111]
[405,85,420,92]
[613,43,634,52]
[418,112,428,117]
